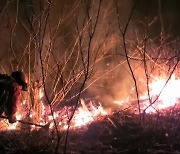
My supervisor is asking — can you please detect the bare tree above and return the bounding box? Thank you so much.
[0,0,179,153]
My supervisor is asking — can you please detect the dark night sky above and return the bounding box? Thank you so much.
[136,0,180,36]
[0,0,179,35]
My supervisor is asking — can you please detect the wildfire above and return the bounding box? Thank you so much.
[2,73,180,131]
[0,86,108,131]
[115,74,180,113]
[142,74,180,113]
[73,99,107,127]
[42,99,108,130]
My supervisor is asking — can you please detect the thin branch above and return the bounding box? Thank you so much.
[0,116,46,128]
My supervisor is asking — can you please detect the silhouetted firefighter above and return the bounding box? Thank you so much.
[0,71,27,123]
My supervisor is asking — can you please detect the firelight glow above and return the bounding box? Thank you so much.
[3,73,180,131]
[143,74,180,113]
[45,99,108,129]
[1,87,108,131]
[73,99,107,127]
[115,74,180,113]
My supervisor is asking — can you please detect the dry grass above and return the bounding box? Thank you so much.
[0,106,180,154]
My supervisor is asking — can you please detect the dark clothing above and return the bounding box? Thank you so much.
[0,74,21,119]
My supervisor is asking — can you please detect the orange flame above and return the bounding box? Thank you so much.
[115,74,180,113]
[44,99,108,130]
[0,85,108,131]
[73,99,107,127]
[142,74,180,113]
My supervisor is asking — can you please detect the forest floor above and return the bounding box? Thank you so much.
[0,107,180,154]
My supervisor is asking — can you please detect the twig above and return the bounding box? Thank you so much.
[115,0,142,125]
[107,117,117,128]
[0,116,46,128]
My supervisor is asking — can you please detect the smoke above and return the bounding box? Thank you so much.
[0,0,179,108]
[84,0,180,108]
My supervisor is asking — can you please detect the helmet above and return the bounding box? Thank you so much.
[11,71,28,91]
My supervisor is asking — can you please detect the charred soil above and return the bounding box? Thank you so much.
[0,109,180,154]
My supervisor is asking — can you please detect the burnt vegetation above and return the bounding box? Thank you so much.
[0,0,180,153]
[1,109,180,154]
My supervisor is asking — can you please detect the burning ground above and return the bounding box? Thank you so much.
[1,106,180,154]
[0,0,179,153]
[1,73,180,154]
